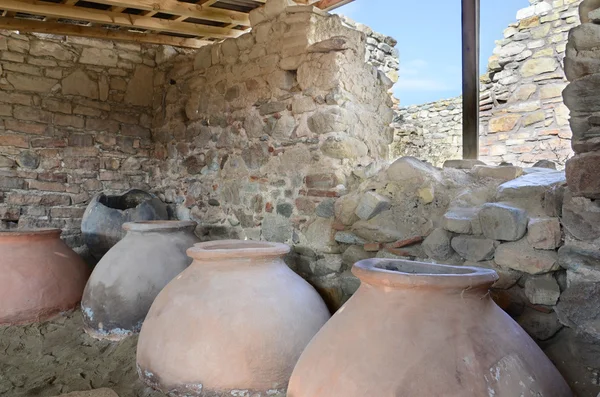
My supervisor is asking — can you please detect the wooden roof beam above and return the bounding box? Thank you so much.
[72,0,250,26]
[0,0,244,38]
[314,0,353,11]
[0,16,211,48]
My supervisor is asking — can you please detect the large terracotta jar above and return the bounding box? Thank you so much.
[0,229,90,325]
[82,221,199,340]
[81,189,168,260]
[136,240,331,397]
[288,259,572,397]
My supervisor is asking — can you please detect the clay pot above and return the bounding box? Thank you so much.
[0,229,90,325]
[136,240,331,397]
[81,189,168,259]
[288,259,572,397]
[82,221,199,340]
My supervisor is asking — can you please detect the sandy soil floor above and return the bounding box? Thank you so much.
[0,309,164,397]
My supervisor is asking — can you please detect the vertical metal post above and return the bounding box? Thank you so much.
[462,0,480,159]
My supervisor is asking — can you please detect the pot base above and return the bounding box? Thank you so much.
[137,365,286,397]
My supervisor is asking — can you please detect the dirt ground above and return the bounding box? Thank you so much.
[0,309,165,397]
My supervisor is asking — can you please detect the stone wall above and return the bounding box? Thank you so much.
[151,3,394,261]
[392,97,462,165]
[0,30,166,255]
[393,0,580,167]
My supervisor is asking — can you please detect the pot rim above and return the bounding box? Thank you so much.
[123,220,197,232]
[188,239,290,260]
[353,258,499,289]
[0,228,62,238]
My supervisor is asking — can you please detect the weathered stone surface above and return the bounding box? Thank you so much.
[566,152,600,199]
[442,159,486,169]
[355,191,391,221]
[124,65,153,107]
[321,136,368,159]
[334,231,366,245]
[562,190,600,241]
[451,235,496,262]
[556,282,600,339]
[311,254,343,276]
[0,155,15,168]
[495,171,566,215]
[30,40,74,61]
[56,388,119,397]
[558,245,600,285]
[479,203,528,242]
[521,57,558,77]
[304,217,339,254]
[62,69,98,99]
[315,198,335,218]
[79,48,118,67]
[334,193,359,225]
[17,151,39,169]
[465,260,520,289]
[472,165,523,181]
[442,208,479,234]
[517,308,563,341]
[307,108,352,134]
[524,274,560,306]
[386,156,441,183]
[495,238,559,274]
[488,114,520,133]
[262,213,292,243]
[422,228,454,260]
[341,245,374,266]
[7,73,57,93]
[527,217,561,250]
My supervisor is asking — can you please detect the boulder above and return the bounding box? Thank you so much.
[304,217,339,254]
[341,245,374,266]
[386,156,441,183]
[465,261,520,290]
[442,208,479,234]
[334,231,366,245]
[555,282,600,339]
[566,152,600,199]
[495,238,559,275]
[479,203,528,241]
[472,165,523,181]
[450,235,496,262]
[422,228,454,260]
[526,217,561,250]
[495,171,566,215]
[524,274,561,306]
[558,245,600,285]
[355,191,391,221]
[311,254,344,276]
[562,190,600,241]
[334,194,360,225]
[517,308,563,341]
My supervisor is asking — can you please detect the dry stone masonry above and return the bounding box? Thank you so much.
[393,0,580,168]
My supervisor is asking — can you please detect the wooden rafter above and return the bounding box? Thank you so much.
[0,0,243,39]
[0,0,354,48]
[0,16,211,48]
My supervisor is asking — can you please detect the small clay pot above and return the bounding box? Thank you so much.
[136,240,331,397]
[0,229,90,325]
[81,189,168,259]
[287,259,572,397]
[82,221,199,340]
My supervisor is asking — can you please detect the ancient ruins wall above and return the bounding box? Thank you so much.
[0,31,166,253]
[151,3,394,253]
[393,0,579,167]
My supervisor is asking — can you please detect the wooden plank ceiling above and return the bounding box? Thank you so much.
[0,0,353,48]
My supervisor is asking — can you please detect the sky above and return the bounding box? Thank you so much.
[336,0,529,106]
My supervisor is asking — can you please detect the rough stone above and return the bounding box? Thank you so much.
[495,171,566,215]
[321,136,368,159]
[526,217,561,250]
[472,165,523,181]
[57,389,119,397]
[62,69,98,99]
[124,65,153,107]
[334,194,360,225]
[304,217,339,254]
[495,238,559,274]
[7,73,57,93]
[334,231,367,245]
[520,57,558,77]
[562,190,600,241]
[17,151,39,169]
[479,203,528,242]
[524,274,561,305]
[488,114,521,133]
[555,282,600,339]
[386,156,441,183]
[558,245,600,285]
[442,159,486,169]
[261,213,292,243]
[442,208,479,234]
[517,308,563,341]
[566,152,600,199]
[422,228,454,260]
[311,254,343,276]
[341,245,374,266]
[451,235,496,262]
[355,191,391,221]
[315,198,335,218]
[79,48,118,67]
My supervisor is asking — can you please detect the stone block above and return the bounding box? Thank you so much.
[334,231,366,245]
[562,190,600,241]
[62,69,98,99]
[386,156,441,183]
[321,136,367,160]
[341,245,374,266]
[465,261,520,290]
[558,245,600,285]
[495,238,559,275]
[472,165,523,181]
[555,282,600,340]
[311,254,343,276]
[495,171,566,216]
[479,203,528,242]
[355,191,391,221]
[520,57,558,77]
[517,308,563,341]
[566,152,600,199]
[334,193,359,225]
[6,73,57,93]
[30,40,74,61]
[524,274,560,306]
[125,65,153,107]
[422,228,453,260]
[304,217,339,254]
[442,159,486,169]
[488,114,520,133]
[527,217,561,250]
[451,235,496,262]
[79,48,118,67]
[442,208,479,234]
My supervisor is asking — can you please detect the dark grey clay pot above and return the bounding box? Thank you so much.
[81,189,168,260]
[81,221,200,340]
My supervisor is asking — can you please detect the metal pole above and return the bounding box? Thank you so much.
[462,0,480,159]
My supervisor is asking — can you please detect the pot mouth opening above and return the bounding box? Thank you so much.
[188,239,290,260]
[353,259,498,289]
[0,228,62,238]
[123,220,197,232]
[97,189,155,211]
